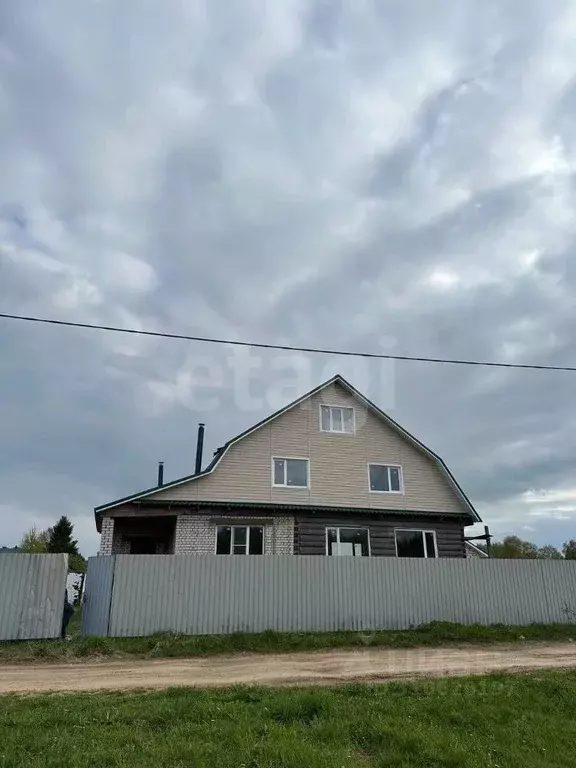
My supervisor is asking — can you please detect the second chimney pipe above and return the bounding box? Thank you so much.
[157,461,164,487]
[195,423,205,475]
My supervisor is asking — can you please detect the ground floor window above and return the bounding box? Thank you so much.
[216,525,264,555]
[395,529,437,558]
[326,527,370,556]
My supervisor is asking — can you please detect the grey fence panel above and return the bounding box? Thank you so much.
[82,556,116,637]
[372,559,554,628]
[0,554,68,640]
[98,556,576,638]
[540,560,576,623]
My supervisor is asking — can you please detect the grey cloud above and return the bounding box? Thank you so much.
[2,0,576,555]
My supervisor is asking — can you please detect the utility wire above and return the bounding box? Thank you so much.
[0,311,574,372]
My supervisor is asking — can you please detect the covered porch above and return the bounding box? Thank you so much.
[104,516,177,555]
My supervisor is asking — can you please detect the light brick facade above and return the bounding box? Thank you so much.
[264,516,294,555]
[100,513,294,555]
[99,517,114,555]
[173,515,208,554]
[174,513,294,555]
[99,517,131,555]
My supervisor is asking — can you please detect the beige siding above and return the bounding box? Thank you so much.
[150,383,468,515]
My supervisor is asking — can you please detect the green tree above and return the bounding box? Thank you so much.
[47,516,86,572]
[68,553,87,573]
[490,536,539,559]
[563,540,576,560]
[536,545,563,559]
[18,526,50,553]
[47,516,79,555]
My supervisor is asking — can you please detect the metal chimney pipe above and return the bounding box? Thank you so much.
[195,423,205,475]
[157,461,164,487]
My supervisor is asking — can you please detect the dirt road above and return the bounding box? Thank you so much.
[1,643,576,694]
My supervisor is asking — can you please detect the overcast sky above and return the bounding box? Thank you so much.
[2,0,576,556]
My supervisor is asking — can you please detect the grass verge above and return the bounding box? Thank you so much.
[1,671,576,767]
[1,620,575,664]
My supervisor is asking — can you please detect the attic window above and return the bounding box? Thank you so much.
[320,405,355,434]
[273,458,309,488]
[369,464,403,493]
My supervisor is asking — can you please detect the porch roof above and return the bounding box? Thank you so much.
[97,498,473,530]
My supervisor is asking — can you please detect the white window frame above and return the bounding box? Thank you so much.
[319,404,356,435]
[368,463,404,494]
[325,527,371,557]
[272,457,310,489]
[394,529,438,559]
[214,525,264,555]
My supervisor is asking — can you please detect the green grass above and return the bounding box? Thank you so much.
[1,620,575,664]
[66,605,83,636]
[1,671,576,767]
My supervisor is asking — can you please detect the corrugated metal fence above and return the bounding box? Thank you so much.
[83,555,576,637]
[82,555,115,637]
[0,554,68,640]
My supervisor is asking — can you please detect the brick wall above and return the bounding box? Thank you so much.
[174,515,211,554]
[99,518,114,555]
[264,516,294,555]
[99,517,131,555]
[173,514,294,555]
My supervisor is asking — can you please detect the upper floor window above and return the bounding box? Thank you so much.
[320,405,355,434]
[369,463,403,493]
[216,525,264,555]
[395,529,437,558]
[273,457,309,488]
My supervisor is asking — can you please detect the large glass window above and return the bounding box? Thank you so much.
[273,458,309,488]
[216,526,264,555]
[326,528,370,556]
[395,529,437,558]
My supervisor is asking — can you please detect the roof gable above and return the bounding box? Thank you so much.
[95,374,480,522]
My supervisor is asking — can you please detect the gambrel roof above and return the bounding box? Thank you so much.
[95,374,481,523]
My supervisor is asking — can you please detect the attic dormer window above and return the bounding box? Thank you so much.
[320,405,355,434]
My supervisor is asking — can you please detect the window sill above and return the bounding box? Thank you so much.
[319,430,356,436]
[272,485,310,490]
[369,489,404,495]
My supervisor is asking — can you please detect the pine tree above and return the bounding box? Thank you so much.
[47,516,80,555]
[46,516,87,572]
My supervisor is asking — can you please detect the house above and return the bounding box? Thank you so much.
[95,374,481,558]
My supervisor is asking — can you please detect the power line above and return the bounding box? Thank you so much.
[0,311,574,372]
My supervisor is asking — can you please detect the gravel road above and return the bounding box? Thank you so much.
[1,642,575,693]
